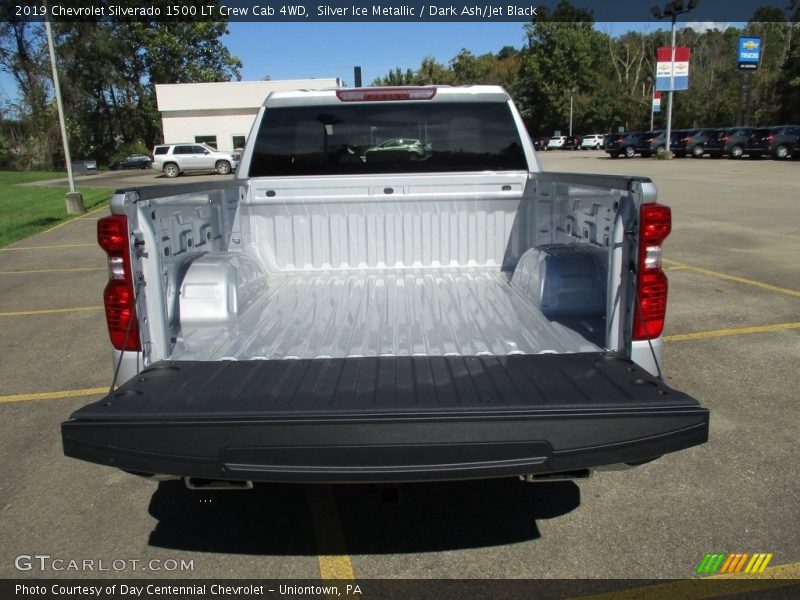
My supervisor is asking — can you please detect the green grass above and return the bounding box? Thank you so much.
[0,171,114,247]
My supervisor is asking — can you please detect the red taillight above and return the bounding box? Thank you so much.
[97,215,140,351]
[336,87,437,102]
[633,203,671,340]
[767,135,775,142]
[640,203,671,246]
[98,214,127,254]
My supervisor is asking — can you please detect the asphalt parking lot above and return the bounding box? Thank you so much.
[0,153,798,587]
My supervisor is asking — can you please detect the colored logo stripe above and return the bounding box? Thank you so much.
[697,553,727,574]
[697,552,774,575]
[720,553,749,573]
[745,553,774,574]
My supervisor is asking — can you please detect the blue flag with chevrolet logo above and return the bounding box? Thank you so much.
[738,37,761,70]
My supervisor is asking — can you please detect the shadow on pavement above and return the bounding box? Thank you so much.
[147,478,580,555]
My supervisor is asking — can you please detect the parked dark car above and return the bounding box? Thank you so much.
[704,127,753,159]
[110,154,152,170]
[564,134,583,150]
[605,132,641,158]
[533,136,549,151]
[669,129,713,158]
[637,130,666,157]
[745,125,800,160]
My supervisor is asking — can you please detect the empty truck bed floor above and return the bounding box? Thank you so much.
[171,268,602,361]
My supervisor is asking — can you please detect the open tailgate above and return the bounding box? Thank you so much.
[62,353,708,483]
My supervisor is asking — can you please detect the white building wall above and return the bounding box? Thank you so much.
[161,111,260,152]
[156,79,342,152]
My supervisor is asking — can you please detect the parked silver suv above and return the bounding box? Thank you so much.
[151,143,240,178]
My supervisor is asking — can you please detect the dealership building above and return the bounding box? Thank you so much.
[155,78,342,152]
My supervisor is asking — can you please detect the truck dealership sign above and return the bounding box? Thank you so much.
[738,37,761,70]
[656,46,690,92]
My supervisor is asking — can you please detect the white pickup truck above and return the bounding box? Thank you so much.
[62,86,708,487]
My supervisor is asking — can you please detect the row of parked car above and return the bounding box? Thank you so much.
[535,126,800,160]
[108,144,243,177]
[606,126,800,160]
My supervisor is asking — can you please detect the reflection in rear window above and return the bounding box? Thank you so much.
[249,101,526,177]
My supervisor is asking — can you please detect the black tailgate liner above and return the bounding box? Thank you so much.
[62,353,709,482]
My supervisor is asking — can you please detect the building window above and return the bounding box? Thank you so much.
[195,135,217,149]
[232,135,246,150]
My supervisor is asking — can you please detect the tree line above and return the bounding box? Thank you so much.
[375,2,800,136]
[1,1,798,171]
[0,1,241,170]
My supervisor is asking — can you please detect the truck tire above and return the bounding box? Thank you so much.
[624,146,635,158]
[215,160,232,175]
[730,145,743,159]
[163,163,180,178]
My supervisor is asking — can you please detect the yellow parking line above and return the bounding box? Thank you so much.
[41,204,109,234]
[307,486,356,581]
[0,387,107,404]
[0,243,96,251]
[565,561,800,600]
[665,259,800,298]
[0,306,103,317]
[665,321,800,342]
[0,267,105,275]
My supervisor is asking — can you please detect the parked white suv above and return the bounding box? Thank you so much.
[581,134,606,150]
[546,136,567,150]
[151,143,240,178]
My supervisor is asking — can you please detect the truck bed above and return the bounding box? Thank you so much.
[171,267,601,361]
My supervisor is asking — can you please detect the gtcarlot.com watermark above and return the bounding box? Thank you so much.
[14,554,194,573]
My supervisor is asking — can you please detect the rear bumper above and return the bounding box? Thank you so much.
[63,408,708,483]
[62,354,709,484]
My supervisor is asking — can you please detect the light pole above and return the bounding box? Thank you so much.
[568,87,576,137]
[45,16,84,213]
[650,0,700,159]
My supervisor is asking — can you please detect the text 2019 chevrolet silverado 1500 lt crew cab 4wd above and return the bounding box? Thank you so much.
[62,86,708,487]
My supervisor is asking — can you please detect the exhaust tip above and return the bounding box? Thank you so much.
[185,477,254,490]
[519,469,592,483]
